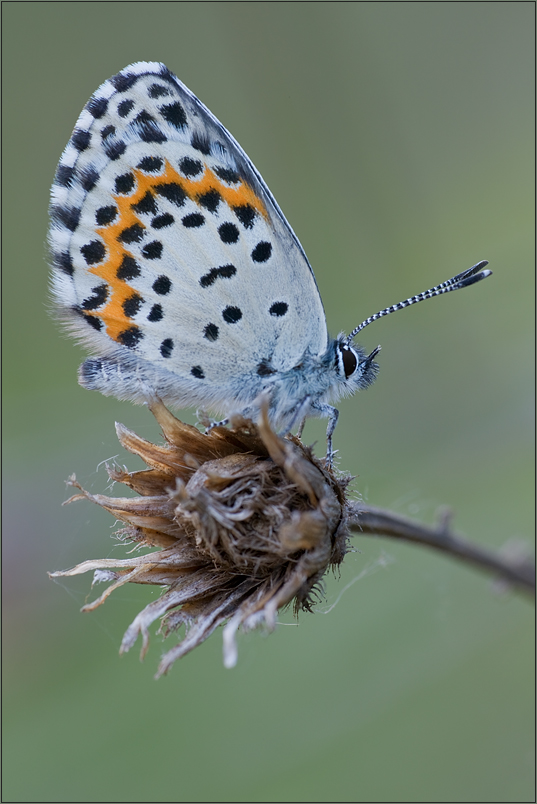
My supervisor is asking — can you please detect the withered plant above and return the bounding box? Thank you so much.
[50,399,534,677]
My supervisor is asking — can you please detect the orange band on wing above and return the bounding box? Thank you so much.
[87,159,268,342]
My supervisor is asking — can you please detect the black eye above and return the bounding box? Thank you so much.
[341,346,357,378]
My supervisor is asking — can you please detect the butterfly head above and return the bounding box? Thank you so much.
[334,338,380,392]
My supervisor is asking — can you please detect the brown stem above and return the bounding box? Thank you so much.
[347,503,535,596]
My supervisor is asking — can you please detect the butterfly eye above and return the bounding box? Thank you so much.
[341,346,357,379]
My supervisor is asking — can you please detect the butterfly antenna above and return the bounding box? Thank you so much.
[345,260,491,346]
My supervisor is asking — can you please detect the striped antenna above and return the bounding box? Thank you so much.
[345,261,491,347]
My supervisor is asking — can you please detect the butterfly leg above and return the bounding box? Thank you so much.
[204,417,229,433]
[295,395,312,439]
[284,395,311,438]
[311,402,339,469]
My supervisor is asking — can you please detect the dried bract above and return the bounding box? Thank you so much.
[50,399,351,675]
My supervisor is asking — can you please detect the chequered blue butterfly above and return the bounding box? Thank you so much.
[48,62,491,465]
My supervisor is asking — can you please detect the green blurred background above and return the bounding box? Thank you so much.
[3,3,534,802]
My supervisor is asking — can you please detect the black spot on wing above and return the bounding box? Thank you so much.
[118,224,145,244]
[159,101,187,129]
[122,292,143,318]
[137,156,163,173]
[204,323,219,341]
[179,157,203,177]
[80,167,99,192]
[55,165,75,188]
[104,139,127,160]
[199,264,236,288]
[87,96,108,118]
[148,83,170,99]
[82,313,102,331]
[116,255,141,280]
[252,241,272,263]
[131,191,157,216]
[110,71,138,92]
[117,99,134,118]
[153,275,171,295]
[114,172,135,194]
[81,240,106,265]
[52,205,81,232]
[214,166,240,185]
[222,306,242,324]
[269,302,288,317]
[82,284,108,310]
[142,241,163,259]
[233,204,256,229]
[135,110,158,126]
[95,205,117,226]
[134,111,167,144]
[147,304,163,321]
[72,129,91,151]
[191,131,211,155]
[197,189,221,212]
[218,222,239,244]
[155,182,187,207]
[151,213,174,229]
[117,326,143,347]
[182,213,205,228]
[55,252,74,275]
[160,338,174,358]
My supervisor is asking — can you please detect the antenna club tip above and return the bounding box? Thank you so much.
[459,266,493,289]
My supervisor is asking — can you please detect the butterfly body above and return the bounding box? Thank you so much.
[48,62,489,463]
[79,333,374,432]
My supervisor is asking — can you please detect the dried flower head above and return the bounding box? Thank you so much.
[50,398,351,676]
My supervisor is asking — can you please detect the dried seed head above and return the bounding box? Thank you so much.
[50,398,352,675]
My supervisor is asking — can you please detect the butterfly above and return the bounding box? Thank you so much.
[48,62,491,466]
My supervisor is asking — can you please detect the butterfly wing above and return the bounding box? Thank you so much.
[48,62,328,413]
